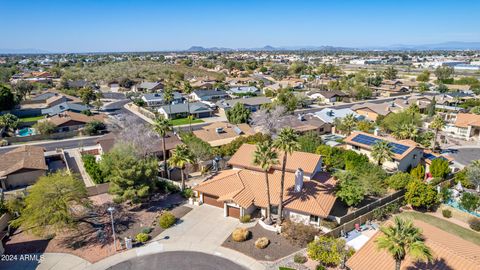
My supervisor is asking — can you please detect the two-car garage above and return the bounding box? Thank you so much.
[201,193,241,218]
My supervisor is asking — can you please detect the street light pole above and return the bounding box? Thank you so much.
[107,207,116,252]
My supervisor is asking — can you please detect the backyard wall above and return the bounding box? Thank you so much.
[0,213,11,232]
[5,130,80,144]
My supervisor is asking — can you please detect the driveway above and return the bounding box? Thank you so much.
[107,251,247,270]
[91,205,265,270]
[445,147,480,167]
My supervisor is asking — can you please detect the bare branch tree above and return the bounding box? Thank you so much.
[115,116,160,157]
[250,105,286,136]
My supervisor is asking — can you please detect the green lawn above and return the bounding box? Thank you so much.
[398,211,480,246]
[19,115,45,122]
[170,118,204,126]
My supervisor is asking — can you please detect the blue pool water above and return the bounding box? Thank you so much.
[446,199,480,217]
[17,128,35,137]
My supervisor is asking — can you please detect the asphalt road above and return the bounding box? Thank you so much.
[445,147,480,166]
[107,251,247,270]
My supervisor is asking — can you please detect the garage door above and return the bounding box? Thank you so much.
[203,194,223,208]
[227,206,240,218]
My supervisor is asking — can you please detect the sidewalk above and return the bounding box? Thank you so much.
[0,253,91,270]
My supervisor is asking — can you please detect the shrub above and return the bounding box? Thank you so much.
[231,227,250,242]
[386,172,412,190]
[254,237,270,249]
[82,154,107,184]
[135,232,149,243]
[158,211,176,229]
[460,192,480,212]
[316,265,326,270]
[240,214,251,223]
[181,188,194,198]
[33,121,56,135]
[293,253,307,264]
[156,180,180,193]
[307,236,354,267]
[83,120,106,135]
[430,158,451,179]
[469,218,480,231]
[142,227,153,234]
[442,209,452,218]
[281,220,319,247]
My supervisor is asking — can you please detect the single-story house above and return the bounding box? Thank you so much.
[283,114,332,135]
[192,121,255,147]
[371,80,410,97]
[351,102,398,121]
[227,86,260,96]
[41,111,106,132]
[194,145,338,224]
[131,81,164,92]
[141,92,183,107]
[157,102,213,119]
[0,145,47,190]
[41,102,90,116]
[217,97,272,112]
[313,108,364,124]
[67,80,97,90]
[190,90,229,102]
[309,90,348,103]
[344,131,423,172]
[346,219,480,270]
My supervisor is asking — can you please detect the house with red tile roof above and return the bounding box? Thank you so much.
[444,113,480,140]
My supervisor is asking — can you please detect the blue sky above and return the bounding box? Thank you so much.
[1,0,479,52]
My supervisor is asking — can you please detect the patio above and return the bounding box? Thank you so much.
[342,222,379,251]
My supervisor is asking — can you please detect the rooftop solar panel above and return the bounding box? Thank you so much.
[423,153,447,161]
[351,134,410,155]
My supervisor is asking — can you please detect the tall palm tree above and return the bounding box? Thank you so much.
[371,140,394,166]
[273,127,300,225]
[376,217,432,270]
[163,85,174,118]
[183,81,194,132]
[153,117,172,178]
[341,113,357,136]
[429,115,445,151]
[168,144,195,191]
[253,141,278,224]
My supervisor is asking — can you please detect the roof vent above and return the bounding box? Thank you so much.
[327,109,334,117]
[215,127,224,134]
[298,114,305,121]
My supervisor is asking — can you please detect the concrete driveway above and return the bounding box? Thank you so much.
[91,205,265,270]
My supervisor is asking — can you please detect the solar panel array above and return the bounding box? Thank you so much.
[423,153,447,161]
[351,134,410,155]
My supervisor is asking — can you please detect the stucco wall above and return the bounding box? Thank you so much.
[4,169,46,189]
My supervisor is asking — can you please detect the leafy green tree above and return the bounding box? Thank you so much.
[383,66,398,80]
[466,161,480,192]
[376,217,433,270]
[226,102,250,124]
[101,143,158,203]
[271,64,288,80]
[416,70,430,82]
[307,236,354,266]
[434,66,454,83]
[405,179,438,209]
[386,172,412,190]
[429,158,450,179]
[366,74,383,87]
[13,80,34,100]
[83,120,105,135]
[297,131,322,153]
[335,172,364,207]
[10,171,91,237]
[82,154,108,184]
[335,113,357,135]
[380,110,421,134]
[417,82,430,93]
[356,120,374,133]
[273,127,300,224]
[168,144,195,191]
[33,121,56,135]
[153,117,173,178]
[275,88,298,112]
[410,164,425,180]
[459,192,480,212]
[180,132,214,162]
[217,133,270,157]
[0,85,16,111]
[79,87,96,105]
[436,83,449,93]
[0,113,19,132]
[470,106,480,115]
[253,141,278,223]
[371,140,394,166]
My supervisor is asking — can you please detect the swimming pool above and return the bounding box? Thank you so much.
[446,199,480,217]
[17,127,35,137]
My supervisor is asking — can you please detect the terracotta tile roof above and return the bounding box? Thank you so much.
[227,144,322,175]
[192,122,255,146]
[344,131,419,160]
[194,169,337,217]
[44,111,106,127]
[0,145,47,177]
[346,219,480,270]
[454,113,480,128]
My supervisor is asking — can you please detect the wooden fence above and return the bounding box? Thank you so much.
[0,213,11,232]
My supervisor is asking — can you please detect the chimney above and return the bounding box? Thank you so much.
[374,127,380,136]
[294,168,304,192]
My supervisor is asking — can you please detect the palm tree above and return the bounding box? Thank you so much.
[253,141,278,224]
[273,128,300,225]
[163,85,174,118]
[341,113,357,135]
[168,144,195,191]
[429,115,445,151]
[376,217,432,270]
[371,140,394,166]
[153,117,172,178]
[183,81,194,132]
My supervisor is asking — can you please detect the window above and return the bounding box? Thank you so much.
[310,215,319,223]
[353,145,360,150]
[271,206,278,215]
[319,127,324,132]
